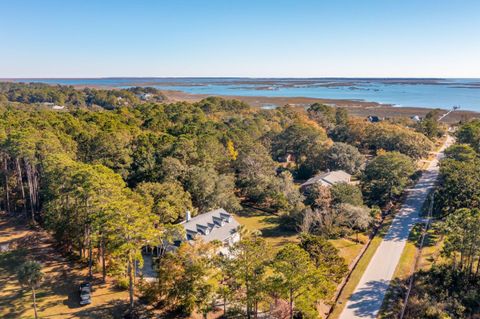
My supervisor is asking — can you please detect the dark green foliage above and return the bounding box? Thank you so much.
[331,118,434,158]
[196,96,249,113]
[17,260,44,319]
[184,165,241,213]
[364,122,434,158]
[330,182,364,206]
[405,265,480,319]
[0,82,430,317]
[307,103,336,129]
[405,131,480,318]
[126,86,166,101]
[135,181,195,223]
[415,109,445,139]
[271,122,328,177]
[436,121,480,215]
[271,243,332,318]
[0,82,166,110]
[444,143,477,161]
[456,119,480,152]
[362,151,415,206]
[299,234,348,284]
[0,82,79,105]
[435,158,480,214]
[233,139,306,221]
[322,142,365,174]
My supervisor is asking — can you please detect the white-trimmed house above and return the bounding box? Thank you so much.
[138,208,240,281]
[180,208,240,255]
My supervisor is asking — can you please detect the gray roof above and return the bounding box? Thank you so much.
[301,170,351,188]
[180,208,240,243]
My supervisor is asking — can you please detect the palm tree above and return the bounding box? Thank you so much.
[17,261,44,319]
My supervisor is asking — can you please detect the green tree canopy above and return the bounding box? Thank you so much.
[322,142,365,174]
[362,151,415,206]
[330,182,364,206]
[456,119,480,152]
[444,143,477,162]
[271,244,331,319]
[135,181,195,223]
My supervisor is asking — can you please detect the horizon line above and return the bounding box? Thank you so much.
[2,76,480,80]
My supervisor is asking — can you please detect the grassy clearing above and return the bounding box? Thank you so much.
[326,214,395,319]
[234,210,367,266]
[233,210,299,249]
[330,235,368,266]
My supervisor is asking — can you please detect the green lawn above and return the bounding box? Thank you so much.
[233,211,299,248]
[330,237,366,266]
[234,210,366,266]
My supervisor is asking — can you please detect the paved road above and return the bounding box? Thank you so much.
[338,136,453,319]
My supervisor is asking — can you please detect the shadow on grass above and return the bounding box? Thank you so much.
[0,248,28,296]
[0,289,28,319]
[39,299,128,319]
[0,248,28,271]
[235,207,273,217]
[260,216,297,238]
[407,222,440,249]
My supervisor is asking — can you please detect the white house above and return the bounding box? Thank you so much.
[180,208,240,255]
[138,208,240,281]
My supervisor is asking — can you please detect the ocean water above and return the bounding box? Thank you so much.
[12,78,480,112]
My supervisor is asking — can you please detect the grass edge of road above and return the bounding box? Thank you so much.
[328,213,395,319]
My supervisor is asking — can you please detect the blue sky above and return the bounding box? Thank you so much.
[1,0,479,77]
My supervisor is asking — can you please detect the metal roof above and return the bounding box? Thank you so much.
[180,208,240,243]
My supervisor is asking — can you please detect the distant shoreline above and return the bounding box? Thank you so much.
[161,89,479,123]
[2,79,479,123]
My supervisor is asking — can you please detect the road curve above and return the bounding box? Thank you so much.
[338,136,453,319]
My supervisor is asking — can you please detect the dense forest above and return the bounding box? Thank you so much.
[0,82,442,318]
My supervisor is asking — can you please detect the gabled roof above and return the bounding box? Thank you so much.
[301,170,351,188]
[180,208,240,243]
